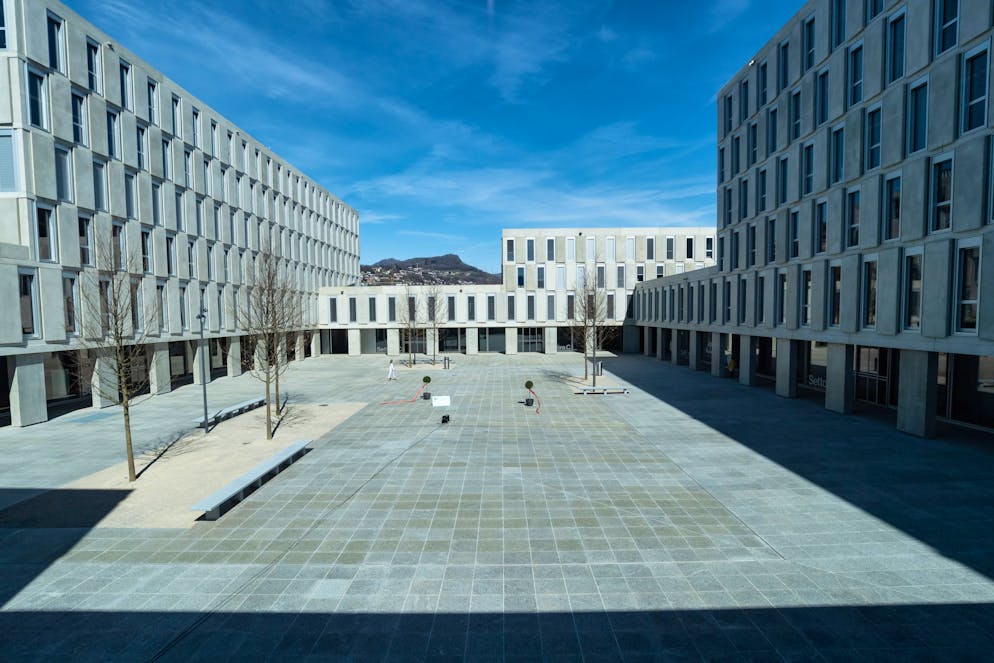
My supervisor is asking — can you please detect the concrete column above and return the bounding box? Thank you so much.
[897,350,938,437]
[710,332,726,377]
[148,342,172,394]
[227,337,242,378]
[295,333,305,361]
[10,353,47,426]
[643,328,652,356]
[775,338,797,398]
[825,343,855,414]
[543,327,557,353]
[655,328,664,360]
[91,349,119,408]
[310,332,321,357]
[670,330,679,365]
[739,335,756,386]
[193,339,209,385]
[466,327,479,354]
[347,329,361,356]
[688,332,701,370]
[505,328,518,354]
[387,328,400,356]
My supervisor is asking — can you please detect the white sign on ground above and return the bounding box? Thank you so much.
[431,395,451,407]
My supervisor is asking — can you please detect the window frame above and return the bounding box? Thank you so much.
[861,256,878,328]
[954,239,980,333]
[902,247,923,331]
[961,42,989,135]
[86,39,102,94]
[929,154,953,233]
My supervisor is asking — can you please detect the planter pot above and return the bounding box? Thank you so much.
[422,392,431,400]
[524,398,534,407]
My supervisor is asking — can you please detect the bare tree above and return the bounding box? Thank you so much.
[243,245,299,439]
[572,266,619,387]
[425,284,446,365]
[398,284,422,366]
[78,231,163,482]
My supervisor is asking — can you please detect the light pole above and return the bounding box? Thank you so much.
[196,305,209,434]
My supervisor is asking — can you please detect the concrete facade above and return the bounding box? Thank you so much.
[0,0,360,426]
[632,0,994,436]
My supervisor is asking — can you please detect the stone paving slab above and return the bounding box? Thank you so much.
[2,353,994,660]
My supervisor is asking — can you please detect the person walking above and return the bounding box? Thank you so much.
[387,360,397,381]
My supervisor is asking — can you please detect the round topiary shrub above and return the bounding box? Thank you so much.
[423,375,432,384]
[524,380,534,390]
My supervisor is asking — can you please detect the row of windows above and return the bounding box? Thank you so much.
[330,292,625,325]
[504,236,714,263]
[723,0,962,136]
[638,241,980,334]
[36,12,343,215]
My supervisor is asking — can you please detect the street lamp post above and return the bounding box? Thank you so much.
[196,306,209,435]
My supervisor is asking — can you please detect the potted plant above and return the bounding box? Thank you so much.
[422,375,432,400]
[524,380,534,407]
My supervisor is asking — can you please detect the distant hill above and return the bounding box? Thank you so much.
[361,254,501,285]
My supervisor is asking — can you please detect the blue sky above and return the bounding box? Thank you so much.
[67,0,800,272]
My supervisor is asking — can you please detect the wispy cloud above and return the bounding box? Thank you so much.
[399,230,468,241]
[707,0,752,33]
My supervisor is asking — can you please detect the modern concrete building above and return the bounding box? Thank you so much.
[0,0,360,427]
[631,0,994,436]
[319,227,715,356]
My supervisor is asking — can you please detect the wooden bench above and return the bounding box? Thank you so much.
[576,387,630,395]
[189,439,311,520]
[192,397,265,428]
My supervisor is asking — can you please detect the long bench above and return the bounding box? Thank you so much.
[189,439,312,520]
[192,397,265,428]
[575,387,629,395]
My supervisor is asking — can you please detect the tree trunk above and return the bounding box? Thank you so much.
[122,390,136,482]
[592,326,598,388]
[265,364,273,440]
[274,362,281,415]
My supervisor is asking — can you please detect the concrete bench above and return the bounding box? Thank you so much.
[576,387,630,395]
[189,439,311,520]
[192,397,265,428]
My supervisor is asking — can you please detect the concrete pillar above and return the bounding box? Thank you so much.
[347,329,361,356]
[688,332,701,371]
[670,330,679,365]
[227,337,242,377]
[543,327,557,353]
[775,338,797,398]
[91,349,119,408]
[466,327,479,354]
[655,328,664,360]
[295,333,305,361]
[897,350,938,437]
[10,354,47,426]
[387,328,400,356]
[739,335,757,386]
[505,328,518,354]
[643,328,652,356]
[825,343,855,414]
[710,332,726,377]
[148,342,172,394]
[193,339,209,385]
[310,331,321,357]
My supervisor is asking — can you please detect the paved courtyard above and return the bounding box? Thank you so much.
[2,352,994,660]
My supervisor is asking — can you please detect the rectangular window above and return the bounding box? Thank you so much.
[904,253,922,329]
[830,265,842,326]
[747,123,757,166]
[866,0,883,21]
[815,200,827,253]
[846,189,861,247]
[112,223,124,270]
[718,147,725,183]
[740,79,749,121]
[152,183,161,225]
[147,79,159,124]
[595,264,605,288]
[723,280,731,323]
[179,285,188,329]
[831,127,845,184]
[778,41,790,91]
[757,168,767,211]
[789,210,799,257]
[556,265,566,289]
[526,238,535,261]
[616,264,625,287]
[166,235,176,275]
[686,237,694,260]
[468,295,477,321]
[731,232,740,269]
[141,229,152,272]
[724,95,733,134]
[565,236,575,260]
[747,224,757,267]
[790,91,801,141]
[119,61,132,110]
[36,206,56,261]
[203,160,212,195]
[347,297,357,323]
[758,61,767,106]
[802,143,814,194]
[92,161,107,211]
[766,108,777,155]
[19,270,37,336]
[161,139,171,178]
[963,47,988,133]
[526,294,535,320]
[777,157,789,206]
[78,216,92,265]
[832,0,847,49]
[136,125,147,170]
[636,265,645,282]
[368,297,376,322]
[207,244,215,280]
[537,265,545,289]
[849,45,863,105]
[105,111,120,159]
[516,266,525,287]
[803,17,816,72]
[755,275,765,323]
[956,244,979,330]
[86,41,102,93]
[800,268,812,326]
[731,137,740,175]
[887,13,906,83]
[646,236,655,260]
[63,274,78,334]
[184,150,192,187]
[71,93,87,145]
[816,71,829,126]
[884,176,901,240]
[706,236,714,259]
[384,297,393,322]
[55,146,72,202]
[739,178,748,220]
[625,236,635,260]
[211,121,219,156]
[546,237,555,260]
[865,108,881,170]
[505,238,514,261]
[171,96,182,136]
[931,158,952,232]
[47,13,66,70]
[860,259,878,328]
[125,172,136,218]
[507,294,515,320]
[28,70,48,129]
[766,217,776,263]
[487,295,496,320]
[908,81,928,154]
[935,0,958,56]
[723,188,732,227]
